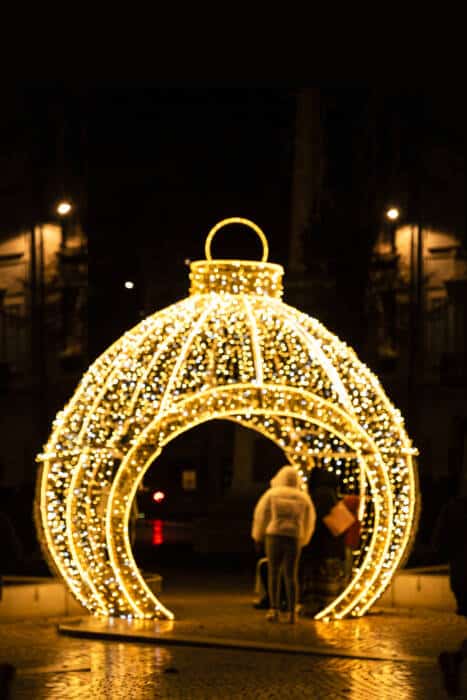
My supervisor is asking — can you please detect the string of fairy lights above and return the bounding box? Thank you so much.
[35,218,418,621]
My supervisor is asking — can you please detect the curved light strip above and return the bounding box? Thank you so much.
[243,297,263,385]
[65,451,108,614]
[157,300,217,416]
[269,298,353,410]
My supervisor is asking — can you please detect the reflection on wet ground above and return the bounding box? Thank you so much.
[1,566,466,698]
[1,619,462,699]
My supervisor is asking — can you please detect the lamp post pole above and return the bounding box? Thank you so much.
[30,224,38,378]
[38,224,47,435]
[408,222,423,436]
[384,207,400,362]
[56,200,73,351]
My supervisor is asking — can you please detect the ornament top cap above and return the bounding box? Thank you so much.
[189,217,284,298]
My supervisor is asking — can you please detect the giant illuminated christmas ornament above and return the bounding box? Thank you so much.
[35,218,419,621]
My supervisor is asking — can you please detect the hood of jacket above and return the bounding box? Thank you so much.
[270,465,301,490]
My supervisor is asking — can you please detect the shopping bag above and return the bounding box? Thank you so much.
[323,500,356,536]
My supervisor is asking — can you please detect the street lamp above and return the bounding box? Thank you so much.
[56,201,72,217]
[56,201,73,251]
[384,207,401,256]
[385,207,400,222]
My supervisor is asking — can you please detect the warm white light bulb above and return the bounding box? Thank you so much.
[57,201,72,216]
[386,207,399,221]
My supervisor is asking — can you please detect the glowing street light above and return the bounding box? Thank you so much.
[57,201,72,216]
[386,207,400,221]
[124,281,135,290]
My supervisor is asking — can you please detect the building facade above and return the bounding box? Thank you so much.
[369,223,467,494]
[0,219,87,486]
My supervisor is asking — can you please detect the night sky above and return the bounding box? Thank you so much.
[78,87,296,352]
[84,85,294,254]
[1,83,465,354]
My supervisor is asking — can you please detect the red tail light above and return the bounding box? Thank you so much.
[152,519,164,546]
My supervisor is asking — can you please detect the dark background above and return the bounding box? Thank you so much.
[1,83,465,571]
[3,84,464,352]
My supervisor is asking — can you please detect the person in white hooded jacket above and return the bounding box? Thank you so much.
[251,465,316,623]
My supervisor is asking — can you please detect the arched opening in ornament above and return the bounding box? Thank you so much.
[130,419,291,584]
[125,413,372,619]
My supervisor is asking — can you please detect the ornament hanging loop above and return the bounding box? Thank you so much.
[205,217,269,262]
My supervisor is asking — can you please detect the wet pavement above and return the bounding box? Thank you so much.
[1,567,467,698]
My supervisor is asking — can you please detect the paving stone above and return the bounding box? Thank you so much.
[1,571,466,698]
[0,622,461,699]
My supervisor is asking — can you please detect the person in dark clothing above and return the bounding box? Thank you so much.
[300,468,348,617]
[433,495,467,696]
